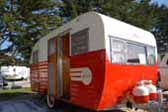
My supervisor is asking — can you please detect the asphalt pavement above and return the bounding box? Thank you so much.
[0,100,47,112]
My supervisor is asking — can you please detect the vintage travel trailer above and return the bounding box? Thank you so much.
[30,12,158,110]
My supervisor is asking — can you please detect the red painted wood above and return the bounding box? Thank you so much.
[69,49,158,110]
[70,50,105,110]
[30,61,48,94]
[98,55,157,110]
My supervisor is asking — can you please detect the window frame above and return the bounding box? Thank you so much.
[126,42,147,65]
[146,46,156,65]
[70,28,89,56]
[109,37,127,64]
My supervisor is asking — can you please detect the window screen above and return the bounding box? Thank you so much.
[147,46,155,64]
[110,39,126,63]
[33,50,38,64]
[127,44,146,64]
[71,28,89,56]
[109,37,150,65]
[49,38,55,55]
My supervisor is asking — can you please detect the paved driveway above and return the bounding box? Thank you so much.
[0,100,47,112]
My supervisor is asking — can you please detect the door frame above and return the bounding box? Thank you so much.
[47,32,70,98]
[57,33,70,98]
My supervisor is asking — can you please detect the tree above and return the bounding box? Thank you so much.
[59,0,168,54]
[0,0,167,66]
[60,0,158,30]
[0,0,63,65]
[152,5,168,53]
[60,0,105,20]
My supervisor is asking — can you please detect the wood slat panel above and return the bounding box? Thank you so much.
[62,34,70,98]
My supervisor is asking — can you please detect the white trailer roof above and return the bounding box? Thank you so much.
[36,11,156,47]
[99,13,156,46]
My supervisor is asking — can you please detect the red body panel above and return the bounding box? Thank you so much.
[70,50,105,110]
[69,49,158,110]
[97,55,158,110]
[30,49,158,110]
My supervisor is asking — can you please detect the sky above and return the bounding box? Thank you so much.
[152,0,168,6]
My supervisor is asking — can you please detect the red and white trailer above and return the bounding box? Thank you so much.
[30,12,159,111]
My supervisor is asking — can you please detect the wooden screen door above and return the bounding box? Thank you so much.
[61,33,70,99]
[48,37,57,96]
[48,33,70,98]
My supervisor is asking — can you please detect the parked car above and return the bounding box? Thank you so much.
[158,53,168,90]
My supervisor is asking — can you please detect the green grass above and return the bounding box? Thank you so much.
[0,87,31,94]
[0,87,32,101]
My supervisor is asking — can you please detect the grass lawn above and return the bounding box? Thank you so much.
[0,88,32,101]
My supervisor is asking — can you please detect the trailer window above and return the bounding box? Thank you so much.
[49,38,55,55]
[127,44,146,64]
[109,37,156,65]
[147,47,155,64]
[71,29,89,56]
[32,50,38,64]
[111,39,126,63]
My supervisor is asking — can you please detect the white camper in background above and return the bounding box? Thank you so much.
[158,53,168,89]
[0,66,30,80]
[0,74,4,87]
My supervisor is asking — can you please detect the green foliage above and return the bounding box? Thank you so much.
[152,5,168,53]
[60,0,106,20]
[0,0,62,65]
[0,0,168,65]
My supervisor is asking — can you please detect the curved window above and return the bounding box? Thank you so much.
[49,38,55,55]
[32,50,38,64]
